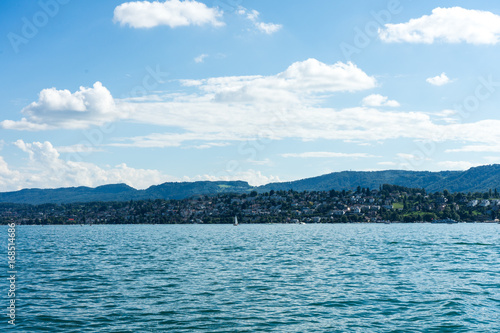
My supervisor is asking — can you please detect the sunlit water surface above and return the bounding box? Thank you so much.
[1,223,499,332]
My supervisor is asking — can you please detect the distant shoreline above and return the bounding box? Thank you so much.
[2,221,499,226]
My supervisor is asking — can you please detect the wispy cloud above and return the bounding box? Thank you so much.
[437,161,481,170]
[237,7,282,34]
[281,152,378,158]
[56,144,105,154]
[446,144,500,153]
[378,161,397,166]
[379,7,500,44]
[194,53,208,63]
[189,142,230,149]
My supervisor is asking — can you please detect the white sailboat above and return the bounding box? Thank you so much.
[234,216,239,226]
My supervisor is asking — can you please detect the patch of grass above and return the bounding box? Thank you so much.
[393,202,404,209]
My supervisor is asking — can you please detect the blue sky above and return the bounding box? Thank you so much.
[1,0,500,190]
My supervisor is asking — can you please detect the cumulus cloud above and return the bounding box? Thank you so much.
[281,152,377,158]
[113,0,224,28]
[2,59,375,132]
[110,75,500,150]
[0,140,279,191]
[182,58,377,104]
[237,7,282,34]
[361,94,400,107]
[379,7,500,44]
[3,140,170,190]
[0,156,22,190]
[1,82,118,131]
[426,73,452,86]
[7,58,500,155]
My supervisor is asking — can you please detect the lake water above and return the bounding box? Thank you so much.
[1,223,500,332]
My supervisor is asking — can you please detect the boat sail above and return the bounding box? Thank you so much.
[234,216,239,226]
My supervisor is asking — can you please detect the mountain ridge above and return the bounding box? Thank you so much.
[1,165,500,204]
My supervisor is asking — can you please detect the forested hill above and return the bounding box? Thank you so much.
[258,164,500,193]
[0,181,251,205]
[1,165,500,204]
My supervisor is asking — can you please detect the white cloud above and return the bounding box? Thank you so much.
[7,59,500,155]
[379,7,500,44]
[56,144,105,154]
[189,142,230,149]
[426,73,452,86]
[248,158,273,166]
[255,21,282,34]
[437,161,481,170]
[194,53,208,63]
[182,58,377,103]
[361,94,400,107]
[484,156,500,164]
[1,82,119,131]
[396,153,431,162]
[3,59,376,132]
[0,156,22,190]
[113,0,224,28]
[281,152,377,158]
[113,105,448,148]
[446,144,500,153]
[7,140,169,190]
[378,161,397,166]
[191,169,280,186]
[237,6,282,34]
[111,96,500,150]
[0,140,280,191]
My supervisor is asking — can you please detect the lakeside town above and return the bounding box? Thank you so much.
[1,185,499,225]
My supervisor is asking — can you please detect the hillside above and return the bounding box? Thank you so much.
[1,165,500,204]
[258,165,500,193]
[0,181,252,205]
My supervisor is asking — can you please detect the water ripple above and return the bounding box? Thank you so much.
[0,223,499,332]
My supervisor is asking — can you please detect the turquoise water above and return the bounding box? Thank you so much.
[2,223,500,332]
